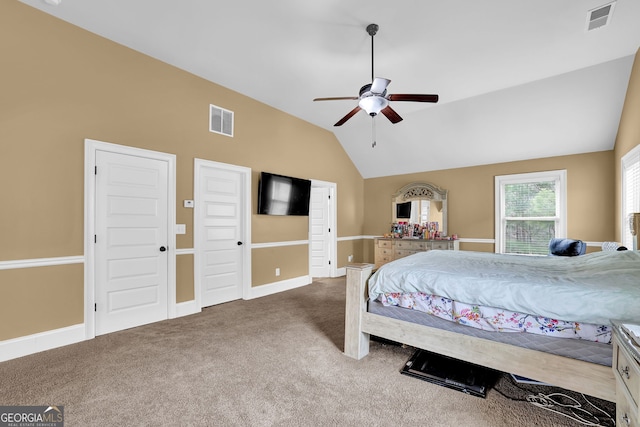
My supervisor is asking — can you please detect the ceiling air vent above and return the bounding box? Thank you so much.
[586,2,615,31]
[209,104,234,137]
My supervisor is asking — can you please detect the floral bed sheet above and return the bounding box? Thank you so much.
[378,292,612,343]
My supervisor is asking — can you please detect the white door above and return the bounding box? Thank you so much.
[95,150,169,335]
[195,160,248,307]
[310,186,331,277]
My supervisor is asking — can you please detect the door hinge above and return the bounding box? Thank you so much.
[94,303,97,312]
[94,166,97,175]
[328,228,331,233]
[94,235,97,243]
[328,260,331,265]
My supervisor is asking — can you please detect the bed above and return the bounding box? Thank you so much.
[344,249,640,403]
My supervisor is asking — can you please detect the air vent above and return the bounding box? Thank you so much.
[209,104,234,137]
[586,2,615,31]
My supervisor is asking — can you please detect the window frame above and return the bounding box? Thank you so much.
[494,170,567,254]
[621,145,640,247]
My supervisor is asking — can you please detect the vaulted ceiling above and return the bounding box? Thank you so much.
[20,0,640,178]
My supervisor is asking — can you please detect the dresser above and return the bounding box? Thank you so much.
[374,238,456,268]
[612,321,640,427]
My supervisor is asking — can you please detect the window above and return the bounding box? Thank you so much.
[622,145,640,247]
[495,170,567,255]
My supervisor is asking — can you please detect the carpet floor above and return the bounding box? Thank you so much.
[0,277,615,426]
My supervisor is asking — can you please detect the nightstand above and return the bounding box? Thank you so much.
[612,321,640,426]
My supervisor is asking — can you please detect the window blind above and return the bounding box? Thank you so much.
[622,147,640,247]
[495,170,566,255]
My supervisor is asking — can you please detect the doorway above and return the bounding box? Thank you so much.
[309,180,337,278]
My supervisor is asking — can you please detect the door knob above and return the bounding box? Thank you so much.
[159,246,167,252]
[237,241,243,246]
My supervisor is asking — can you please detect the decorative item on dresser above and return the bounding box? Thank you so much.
[374,237,457,268]
[612,321,640,427]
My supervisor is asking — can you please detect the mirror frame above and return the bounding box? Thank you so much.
[392,182,448,235]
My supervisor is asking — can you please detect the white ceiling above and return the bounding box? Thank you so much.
[20,0,640,178]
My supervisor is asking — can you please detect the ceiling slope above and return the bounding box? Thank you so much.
[19,0,640,178]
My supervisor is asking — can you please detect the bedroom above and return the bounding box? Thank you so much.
[1,0,639,371]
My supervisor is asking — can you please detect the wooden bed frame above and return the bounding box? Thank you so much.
[344,263,616,403]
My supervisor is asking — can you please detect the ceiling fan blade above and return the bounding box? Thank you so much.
[334,106,362,126]
[370,77,391,94]
[380,106,403,124]
[387,94,439,103]
[313,96,359,101]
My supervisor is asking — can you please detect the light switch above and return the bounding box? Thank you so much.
[183,200,194,208]
[175,224,186,234]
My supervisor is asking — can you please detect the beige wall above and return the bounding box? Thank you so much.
[614,48,640,238]
[0,2,364,341]
[364,151,615,254]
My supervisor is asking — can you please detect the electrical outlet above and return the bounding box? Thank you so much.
[275,268,280,276]
[348,255,353,262]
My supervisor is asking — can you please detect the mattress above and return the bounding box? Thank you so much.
[368,299,613,367]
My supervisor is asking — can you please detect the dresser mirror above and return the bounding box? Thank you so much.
[391,182,448,235]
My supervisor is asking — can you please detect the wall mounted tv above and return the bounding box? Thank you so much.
[396,201,412,219]
[257,172,311,216]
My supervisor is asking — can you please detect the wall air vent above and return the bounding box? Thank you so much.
[209,104,234,137]
[586,2,615,31]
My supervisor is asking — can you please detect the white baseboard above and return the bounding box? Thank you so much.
[336,267,346,277]
[0,324,86,363]
[247,275,311,299]
[175,299,201,318]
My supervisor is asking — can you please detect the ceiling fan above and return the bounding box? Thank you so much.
[314,23,439,127]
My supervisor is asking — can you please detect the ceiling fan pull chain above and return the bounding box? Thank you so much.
[372,117,377,148]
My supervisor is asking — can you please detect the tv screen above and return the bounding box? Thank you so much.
[257,172,311,216]
[396,201,412,219]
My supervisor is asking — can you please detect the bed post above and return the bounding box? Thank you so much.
[344,263,373,360]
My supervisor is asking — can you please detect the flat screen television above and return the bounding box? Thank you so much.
[257,172,311,216]
[396,201,412,219]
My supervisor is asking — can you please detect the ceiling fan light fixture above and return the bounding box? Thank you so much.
[358,96,388,116]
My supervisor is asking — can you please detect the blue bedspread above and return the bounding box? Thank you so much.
[368,250,640,325]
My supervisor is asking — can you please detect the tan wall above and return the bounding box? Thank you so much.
[0,2,364,341]
[0,265,84,339]
[614,48,640,238]
[364,151,615,256]
[176,254,195,303]
[252,246,309,283]
[337,240,366,267]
